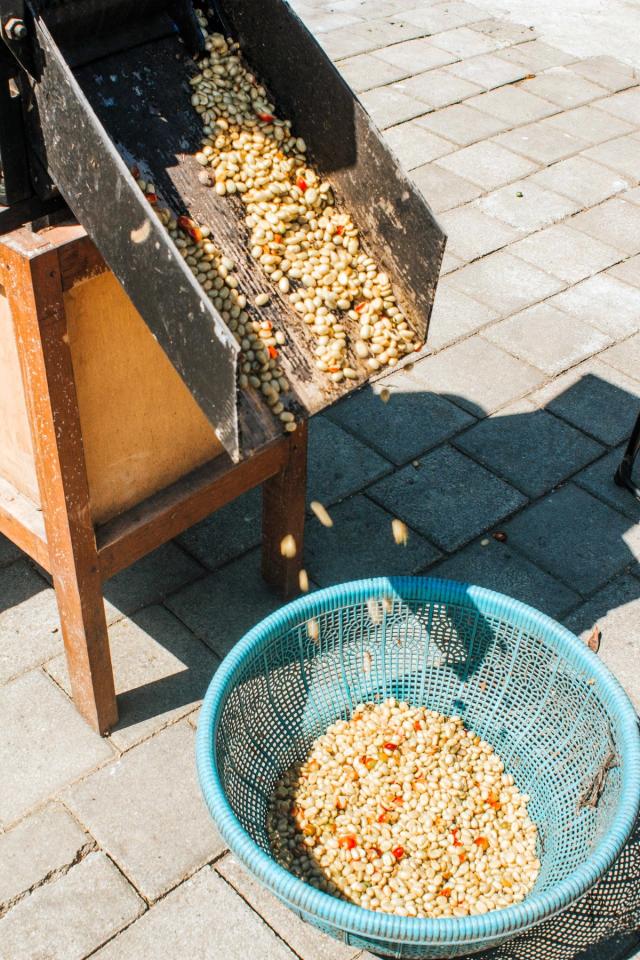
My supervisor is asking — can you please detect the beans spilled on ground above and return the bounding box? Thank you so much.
[133,11,422,436]
[268,699,540,919]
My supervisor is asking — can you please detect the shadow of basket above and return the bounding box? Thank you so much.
[485,818,640,960]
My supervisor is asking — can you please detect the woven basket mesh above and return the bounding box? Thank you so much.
[206,580,639,958]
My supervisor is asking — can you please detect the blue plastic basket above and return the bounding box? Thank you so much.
[196,577,640,959]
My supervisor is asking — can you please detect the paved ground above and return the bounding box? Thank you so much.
[1,1,640,958]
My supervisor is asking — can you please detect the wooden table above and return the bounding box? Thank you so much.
[0,222,307,735]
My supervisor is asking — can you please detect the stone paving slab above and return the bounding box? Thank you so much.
[326,373,475,464]
[408,335,545,415]
[0,534,20,568]
[452,397,604,497]
[607,254,640,287]
[599,332,640,382]
[63,721,224,903]
[0,803,90,912]
[103,542,204,625]
[506,223,623,285]
[94,866,297,960]
[476,179,581,232]
[165,549,281,660]
[548,273,640,340]
[383,120,454,169]
[0,851,144,960]
[583,134,640,181]
[482,301,613,374]
[437,204,519,263]
[217,854,359,960]
[529,155,633,209]
[305,492,441,585]
[176,486,262,571]
[447,249,566,314]
[426,281,500,349]
[429,536,581,618]
[415,100,510,143]
[46,605,218,751]
[570,197,640,256]
[564,573,640,710]
[369,444,526,551]
[528,358,640,446]
[411,161,484,211]
[434,139,539,190]
[574,446,640,523]
[0,560,61,685]
[0,670,113,827]
[503,484,640,595]
[308,414,392,506]
[493,119,587,165]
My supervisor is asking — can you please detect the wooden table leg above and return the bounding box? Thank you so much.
[5,239,118,734]
[261,420,308,599]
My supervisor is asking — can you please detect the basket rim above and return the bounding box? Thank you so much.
[196,576,640,946]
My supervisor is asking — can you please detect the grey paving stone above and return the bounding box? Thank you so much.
[368,444,526,552]
[483,302,612,375]
[338,52,405,92]
[0,803,90,910]
[599,332,640,381]
[217,854,359,960]
[177,486,261,571]
[476,179,580,232]
[529,155,633,208]
[308,414,391,504]
[353,16,426,47]
[305,493,441,585]
[453,397,604,497]
[607,254,640,287]
[426,280,500,350]
[383,120,454,170]
[0,670,113,826]
[359,84,428,128]
[103,542,204,624]
[622,186,640,206]
[468,85,559,125]
[574,445,640,523]
[423,26,504,59]
[570,198,640,256]
[440,250,465,274]
[470,18,537,45]
[435,140,538,191]
[408,335,544,415]
[446,53,529,90]
[94,866,296,960]
[65,721,224,902]
[326,373,474,464]
[399,1,485,32]
[415,102,509,145]
[447,249,565,316]
[0,852,144,960]
[392,69,483,109]
[411,161,483,212]
[549,274,640,339]
[529,358,640,446]
[564,574,640,710]
[0,559,61,684]
[333,0,420,17]
[496,39,577,72]
[507,224,623,285]
[374,36,457,73]
[302,9,361,32]
[429,537,580,618]
[568,57,639,93]
[46,605,218,751]
[493,121,587,165]
[521,68,610,109]
[0,534,20,568]
[165,549,281,659]
[597,87,640,126]
[503,484,640,595]
[545,104,636,144]
[319,23,388,60]
[438,203,520,261]
[582,134,640,181]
